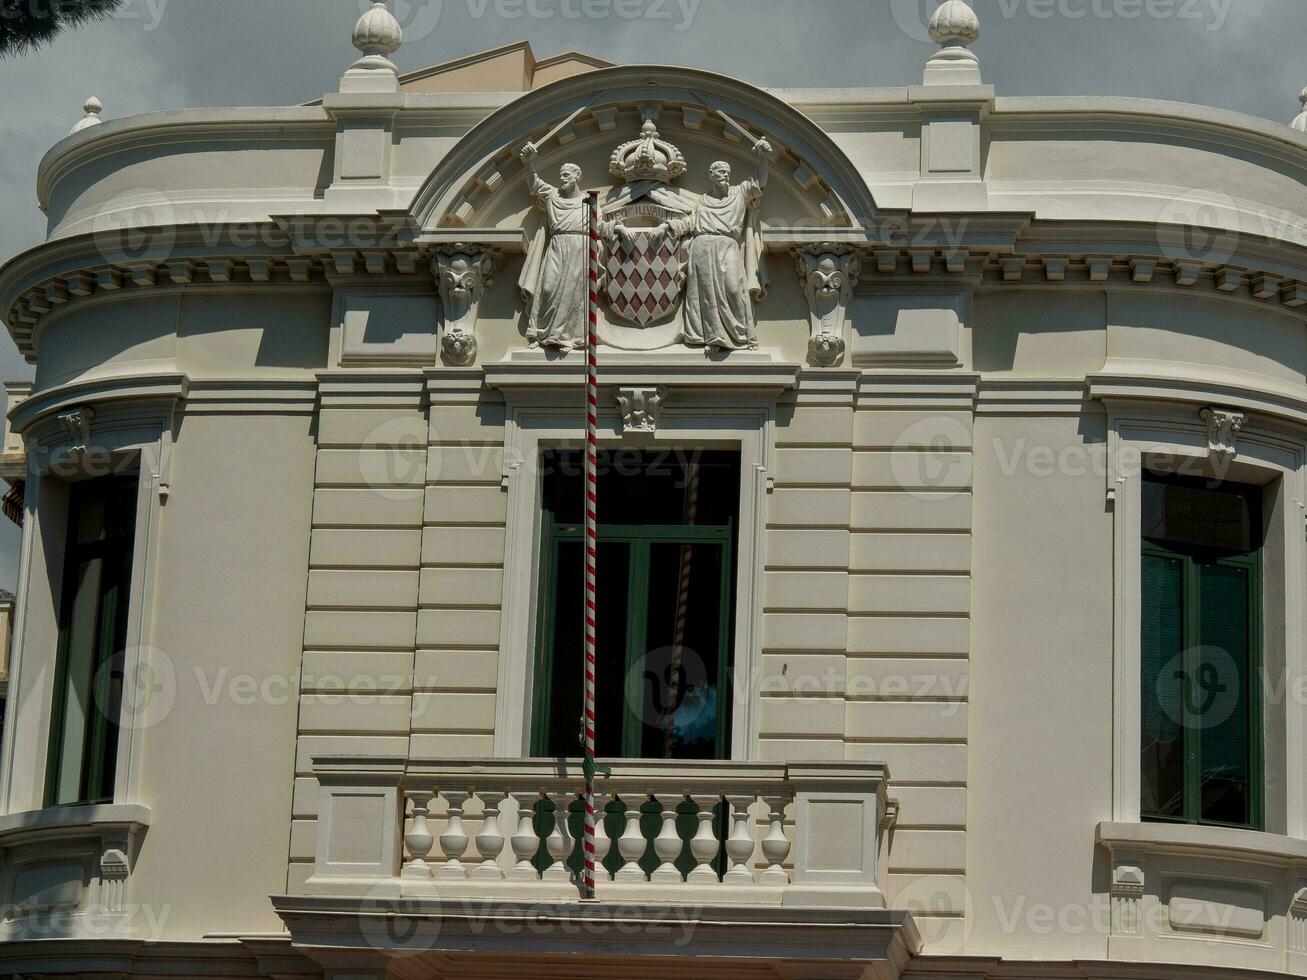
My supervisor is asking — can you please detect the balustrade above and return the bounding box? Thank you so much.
[308,757,891,908]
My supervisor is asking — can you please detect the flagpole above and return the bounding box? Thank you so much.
[581,189,601,900]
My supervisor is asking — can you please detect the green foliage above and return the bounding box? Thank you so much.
[0,0,126,58]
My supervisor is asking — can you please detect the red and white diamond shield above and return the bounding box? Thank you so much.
[604,230,683,326]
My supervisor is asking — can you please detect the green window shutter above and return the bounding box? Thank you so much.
[1197,563,1253,826]
[1141,553,1186,820]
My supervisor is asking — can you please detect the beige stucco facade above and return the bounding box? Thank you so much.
[1,4,1307,978]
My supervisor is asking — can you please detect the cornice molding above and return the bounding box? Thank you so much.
[184,380,320,416]
[976,379,1091,415]
[318,370,428,410]
[10,373,189,437]
[854,371,980,410]
[37,108,334,210]
[1087,366,1307,431]
[10,219,1307,366]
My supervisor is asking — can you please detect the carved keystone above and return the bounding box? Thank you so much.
[615,386,666,435]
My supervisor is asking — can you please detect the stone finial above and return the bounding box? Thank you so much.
[70,96,103,135]
[925,1,982,85]
[353,2,403,60]
[343,2,403,93]
[1293,89,1307,133]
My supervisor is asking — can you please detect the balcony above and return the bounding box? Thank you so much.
[272,756,918,978]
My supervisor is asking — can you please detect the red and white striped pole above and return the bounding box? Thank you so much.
[580,190,602,899]
[663,462,700,757]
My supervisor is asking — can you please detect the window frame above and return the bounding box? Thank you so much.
[43,475,140,808]
[0,382,179,816]
[1099,395,1307,838]
[1139,474,1264,830]
[487,388,780,762]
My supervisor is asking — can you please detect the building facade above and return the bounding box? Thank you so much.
[1,2,1307,977]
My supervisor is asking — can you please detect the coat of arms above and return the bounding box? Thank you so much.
[519,111,770,351]
[600,121,689,327]
[602,205,686,327]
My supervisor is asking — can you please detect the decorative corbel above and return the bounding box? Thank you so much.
[1200,406,1245,463]
[794,244,860,367]
[615,386,666,435]
[56,405,96,454]
[1111,863,1145,899]
[434,245,499,367]
[1292,881,1307,953]
[1291,883,1307,917]
[1110,862,1146,937]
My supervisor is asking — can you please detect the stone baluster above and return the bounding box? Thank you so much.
[542,791,576,882]
[401,790,435,879]
[508,791,542,881]
[592,795,614,883]
[615,795,649,883]
[688,793,723,883]
[473,789,506,880]
[651,793,686,883]
[723,794,758,885]
[436,790,470,880]
[760,794,792,885]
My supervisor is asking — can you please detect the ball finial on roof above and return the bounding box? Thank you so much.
[929,0,981,46]
[924,1,982,85]
[1293,89,1307,133]
[70,96,104,135]
[353,2,403,59]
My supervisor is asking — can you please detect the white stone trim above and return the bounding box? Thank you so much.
[486,355,793,761]
[1095,393,1307,837]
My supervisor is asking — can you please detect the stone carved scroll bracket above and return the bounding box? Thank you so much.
[794,244,860,367]
[1201,406,1245,464]
[56,405,96,455]
[434,245,499,366]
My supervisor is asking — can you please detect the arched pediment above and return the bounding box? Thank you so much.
[408,65,879,236]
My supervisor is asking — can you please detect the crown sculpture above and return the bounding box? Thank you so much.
[610,119,688,184]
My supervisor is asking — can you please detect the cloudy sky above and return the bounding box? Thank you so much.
[0,0,1301,585]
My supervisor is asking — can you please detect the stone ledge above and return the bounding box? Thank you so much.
[272,894,919,977]
[0,802,151,848]
[1097,820,1307,866]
